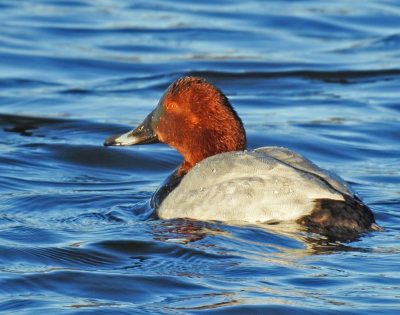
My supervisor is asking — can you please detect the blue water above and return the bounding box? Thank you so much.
[0,0,399,314]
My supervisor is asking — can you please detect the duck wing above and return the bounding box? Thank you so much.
[254,146,353,198]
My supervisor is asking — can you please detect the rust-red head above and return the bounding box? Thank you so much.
[104,77,247,175]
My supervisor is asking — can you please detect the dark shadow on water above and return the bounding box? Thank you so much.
[189,69,400,84]
[0,113,65,136]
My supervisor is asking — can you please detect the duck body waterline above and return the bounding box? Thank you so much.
[105,76,380,235]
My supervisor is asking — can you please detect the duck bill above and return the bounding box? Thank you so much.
[104,114,159,146]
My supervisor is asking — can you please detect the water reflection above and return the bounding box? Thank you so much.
[149,218,375,257]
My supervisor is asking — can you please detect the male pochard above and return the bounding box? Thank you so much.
[105,77,380,235]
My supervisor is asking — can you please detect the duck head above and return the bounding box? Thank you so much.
[104,77,247,176]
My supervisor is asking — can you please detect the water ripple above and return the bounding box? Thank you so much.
[0,0,399,313]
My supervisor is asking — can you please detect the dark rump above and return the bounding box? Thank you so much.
[297,197,382,239]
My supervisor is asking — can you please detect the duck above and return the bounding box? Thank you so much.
[104,76,381,236]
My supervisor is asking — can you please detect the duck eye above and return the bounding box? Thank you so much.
[165,102,176,112]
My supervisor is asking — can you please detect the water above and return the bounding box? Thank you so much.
[0,0,399,313]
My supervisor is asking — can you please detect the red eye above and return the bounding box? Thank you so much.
[165,102,176,112]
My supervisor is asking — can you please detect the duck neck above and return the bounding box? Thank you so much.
[176,123,247,176]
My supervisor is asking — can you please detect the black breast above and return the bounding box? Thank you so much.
[150,170,183,210]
